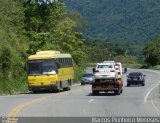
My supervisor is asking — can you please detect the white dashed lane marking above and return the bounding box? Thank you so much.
[89,99,94,103]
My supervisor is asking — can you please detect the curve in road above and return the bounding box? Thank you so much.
[0,69,160,118]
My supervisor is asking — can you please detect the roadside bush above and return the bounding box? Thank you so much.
[114,55,138,64]
[0,30,28,95]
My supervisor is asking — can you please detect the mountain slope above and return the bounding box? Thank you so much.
[63,0,160,44]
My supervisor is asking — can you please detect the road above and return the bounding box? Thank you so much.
[0,69,160,122]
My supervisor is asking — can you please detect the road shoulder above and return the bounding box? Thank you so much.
[150,85,160,113]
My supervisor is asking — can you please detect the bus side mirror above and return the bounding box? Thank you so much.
[93,68,95,73]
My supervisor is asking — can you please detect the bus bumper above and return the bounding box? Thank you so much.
[28,84,57,91]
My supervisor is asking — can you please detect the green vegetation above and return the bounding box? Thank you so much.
[143,37,160,66]
[143,37,160,69]
[64,0,160,69]
[24,1,86,65]
[0,0,86,94]
[152,65,160,70]
[0,0,28,94]
[63,0,160,56]
[85,40,139,65]
[24,0,87,85]
[123,64,143,69]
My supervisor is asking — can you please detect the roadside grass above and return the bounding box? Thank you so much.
[152,65,160,70]
[74,67,85,84]
[0,78,28,95]
[123,64,160,71]
[86,62,96,67]
[123,64,143,69]
[140,64,160,71]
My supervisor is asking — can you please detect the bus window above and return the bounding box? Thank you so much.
[64,58,67,67]
[71,58,73,66]
[70,58,72,66]
[69,58,71,67]
[64,58,66,67]
[28,61,42,75]
[66,58,69,67]
[59,58,63,67]
[56,58,61,68]
[61,58,64,67]
[65,58,67,67]
[42,59,57,74]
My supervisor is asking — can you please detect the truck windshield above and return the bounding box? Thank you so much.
[28,59,57,75]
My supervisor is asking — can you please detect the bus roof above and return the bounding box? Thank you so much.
[28,51,72,60]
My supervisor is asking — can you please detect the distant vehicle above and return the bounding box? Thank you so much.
[127,72,146,86]
[81,73,95,85]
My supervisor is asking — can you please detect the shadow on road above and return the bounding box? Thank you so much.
[19,90,64,95]
[87,92,117,96]
[125,85,144,87]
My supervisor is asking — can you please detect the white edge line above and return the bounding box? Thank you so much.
[144,82,160,103]
[89,99,94,103]
[151,99,160,113]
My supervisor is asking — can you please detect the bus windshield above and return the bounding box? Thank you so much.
[28,59,57,75]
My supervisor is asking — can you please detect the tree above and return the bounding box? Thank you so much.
[143,37,160,66]
[86,41,110,62]
[24,0,86,66]
[0,0,27,79]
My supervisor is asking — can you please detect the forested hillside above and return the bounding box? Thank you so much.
[64,0,160,44]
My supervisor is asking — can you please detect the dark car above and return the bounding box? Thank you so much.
[127,72,146,86]
[81,73,95,85]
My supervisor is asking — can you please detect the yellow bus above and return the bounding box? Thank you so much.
[27,51,74,93]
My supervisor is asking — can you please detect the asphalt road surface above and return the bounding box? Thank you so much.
[0,69,160,119]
